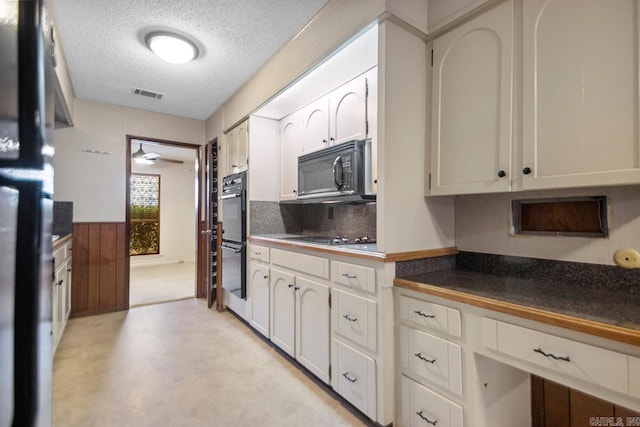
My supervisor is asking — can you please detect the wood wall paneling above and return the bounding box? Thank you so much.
[71,222,127,317]
[532,375,640,426]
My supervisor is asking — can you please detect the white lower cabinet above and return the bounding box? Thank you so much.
[396,287,640,426]
[401,375,463,427]
[270,268,296,356]
[249,261,270,338]
[399,325,462,396]
[247,243,391,424]
[295,276,330,382]
[334,338,377,420]
[269,266,330,383]
[52,238,72,356]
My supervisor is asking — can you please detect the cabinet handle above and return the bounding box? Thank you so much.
[342,314,358,322]
[330,137,335,143]
[67,267,72,272]
[263,275,268,279]
[288,284,294,288]
[497,170,506,178]
[231,164,238,168]
[254,252,261,256]
[414,310,435,319]
[294,286,300,291]
[341,273,358,279]
[342,372,357,383]
[292,189,297,194]
[323,139,328,144]
[414,352,436,364]
[56,279,63,286]
[533,348,570,362]
[416,411,437,425]
[523,167,532,175]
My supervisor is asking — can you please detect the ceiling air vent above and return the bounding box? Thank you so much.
[132,88,164,100]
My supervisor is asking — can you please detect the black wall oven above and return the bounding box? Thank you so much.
[220,171,247,299]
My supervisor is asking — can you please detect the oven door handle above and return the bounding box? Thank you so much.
[220,193,241,200]
[221,244,243,253]
[332,155,343,189]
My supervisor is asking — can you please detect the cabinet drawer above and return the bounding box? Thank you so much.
[400,325,462,396]
[333,261,376,294]
[334,289,377,352]
[484,318,628,395]
[399,295,461,338]
[52,243,69,270]
[249,244,270,263]
[271,248,329,279]
[334,339,376,420]
[401,375,463,427]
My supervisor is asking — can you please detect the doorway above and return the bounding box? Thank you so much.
[125,136,203,307]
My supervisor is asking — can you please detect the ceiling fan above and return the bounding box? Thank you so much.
[131,143,183,164]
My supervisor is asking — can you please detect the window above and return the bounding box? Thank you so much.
[130,174,160,255]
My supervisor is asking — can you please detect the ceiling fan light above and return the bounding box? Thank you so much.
[135,158,154,165]
[145,32,198,64]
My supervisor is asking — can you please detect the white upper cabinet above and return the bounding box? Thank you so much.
[300,69,374,155]
[300,97,330,154]
[329,69,371,146]
[430,0,513,195]
[427,0,489,33]
[223,120,248,177]
[279,113,300,201]
[522,0,640,189]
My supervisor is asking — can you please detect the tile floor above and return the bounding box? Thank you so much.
[129,261,195,307]
[52,298,369,427]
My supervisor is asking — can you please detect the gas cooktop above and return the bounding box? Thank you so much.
[282,235,376,245]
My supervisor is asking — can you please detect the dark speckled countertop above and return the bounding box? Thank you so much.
[399,270,640,331]
[394,252,640,346]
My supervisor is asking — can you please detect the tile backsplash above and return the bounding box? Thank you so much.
[250,201,376,238]
[53,201,73,236]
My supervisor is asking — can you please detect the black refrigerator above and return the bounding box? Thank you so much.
[1,1,55,426]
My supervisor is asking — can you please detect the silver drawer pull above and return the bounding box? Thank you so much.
[414,310,436,319]
[414,352,436,364]
[341,273,358,279]
[342,372,357,383]
[533,348,570,362]
[342,314,358,322]
[416,411,437,425]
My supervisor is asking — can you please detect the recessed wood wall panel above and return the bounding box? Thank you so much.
[532,375,640,426]
[71,222,127,317]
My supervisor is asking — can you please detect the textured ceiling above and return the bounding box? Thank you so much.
[51,0,329,120]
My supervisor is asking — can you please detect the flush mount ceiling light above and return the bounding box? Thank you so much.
[145,32,199,64]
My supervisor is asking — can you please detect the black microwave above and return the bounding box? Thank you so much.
[297,139,374,203]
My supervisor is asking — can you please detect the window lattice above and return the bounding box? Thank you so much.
[130,174,160,255]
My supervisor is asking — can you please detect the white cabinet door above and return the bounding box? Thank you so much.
[249,262,270,338]
[295,276,330,383]
[329,71,370,146]
[300,97,330,154]
[269,268,295,356]
[224,120,248,176]
[430,0,513,195]
[522,0,640,189]
[279,113,300,200]
[63,258,72,321]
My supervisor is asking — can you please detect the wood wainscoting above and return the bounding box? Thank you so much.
[71,222,128,317]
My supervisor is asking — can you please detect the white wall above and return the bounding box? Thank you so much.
[53,98,205,222]
[377,20,455,253]
[130,160,197,266]
[455,185,640,266]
